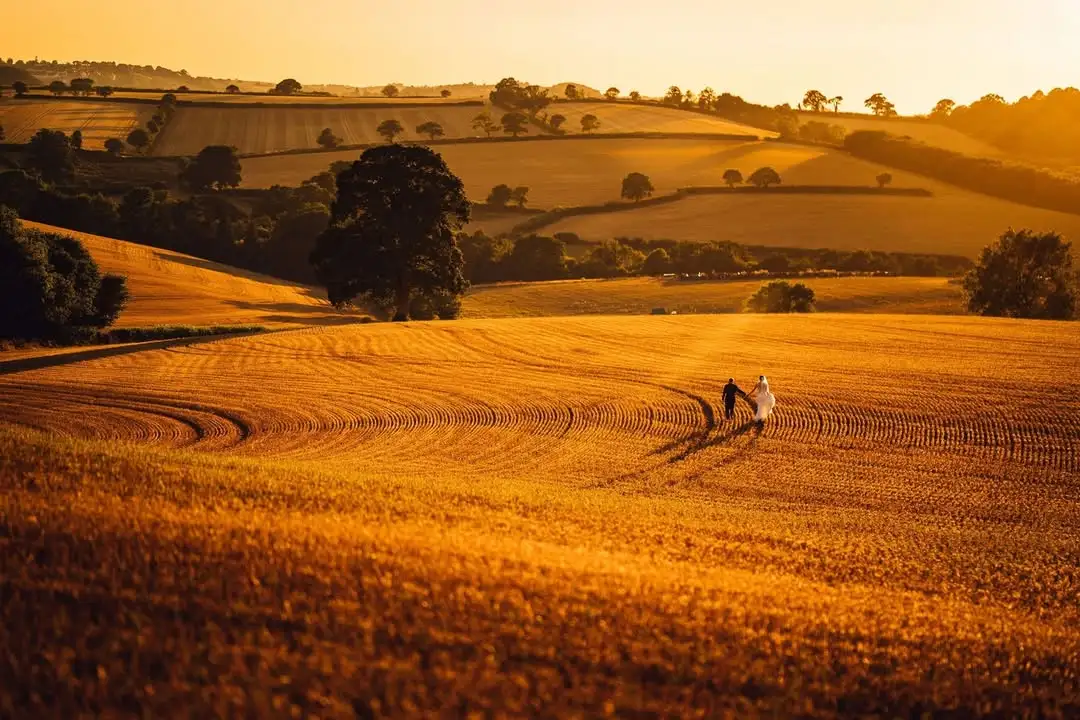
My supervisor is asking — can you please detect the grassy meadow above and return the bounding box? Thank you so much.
[0,98,155,149]
[462,276,965,317]
[2,313,1078,715]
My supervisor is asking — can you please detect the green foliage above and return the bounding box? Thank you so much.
[629,91,641,101]
[317,127,342,149]
[181,145,242,191]
[746,281,816,313]
[621,172,654,202]
[69,130,83,150]
[28,129,75,183]
[664,86,683,106]
[0,207,129,342]
[70,78,94,96]
[564,84,579,100]
[963,229,1077,319]
[748,167,782,188]
[377,119,404,143]
[311,144,470,320]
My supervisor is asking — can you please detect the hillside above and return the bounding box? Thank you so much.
[463,276,964,317]
[0,98,155,150]
[0,65,40,86]
[552,101,773,136]
[23,222,350,328]
[796,111,1005,158]
[154,103,494,156]
[2,313,1078,714]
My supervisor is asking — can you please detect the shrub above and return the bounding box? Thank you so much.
[746,280,816,313]
[963,229,1077,319]
[0,207,129,342]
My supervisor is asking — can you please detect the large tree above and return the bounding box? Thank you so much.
[802,90,828,112]
[963,229,1077,319]
[580,114,601,133]
[472,112,499,137]
[930,98,956,120]
[70,78,94,96]
[501,112,529,137]
[620,172,654,202]
[181,145,243,191]
[310,145,470,321]
[564,84,579,100]
[747,281,816,313]
[382,84,400,98]
[126,128,151,153]
[226,84,240,94]
[48,80,67,96]
[27,129,75,182]
[604,87,620,101]
[275,78,302,95]
[864,93,897,117]
[748,166,782,188]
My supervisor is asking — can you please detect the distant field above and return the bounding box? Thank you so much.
[0,99,154,149]
[463,276,964,318]
[796,112,1006,157]
[551,102,772,137]
[154,105,501,156]
[22,222,352,328]
[109,91,479,104]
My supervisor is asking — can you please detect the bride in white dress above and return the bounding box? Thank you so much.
[748,375,776,425]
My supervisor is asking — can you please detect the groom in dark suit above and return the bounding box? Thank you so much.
[722,378,745,420]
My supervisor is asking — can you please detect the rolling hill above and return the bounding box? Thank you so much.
[22,222,350,328]
[0,98,155,150]
[2,312,1078,714]
[796,111,1006,158]
[552,101,773,136]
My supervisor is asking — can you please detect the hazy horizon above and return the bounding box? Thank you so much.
[8,0,1080,112]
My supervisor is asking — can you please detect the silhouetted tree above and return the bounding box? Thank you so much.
[829,95,843,112]
[487,184,512,206]
[664,86,683,105]
[48,80,67,96]
[501,112,528,137]
[160,93,177,108]
[275,78,302,95]
[70,78,94,96]
[629,91,641,101]
[126,128,150,153]
[440,89,451,98]
[963,229,1077,319]
[621,172,654,202]
[802,90,828,113]
[27,129,75,182]
[472,112,499,137]
[310,144,470,320]
[876,172,893,188]
[317,127,342,149]
[181,145,242,191]
[226,84,240,94]
[564,84,579,100]
[549,114,566,131]
[748,167,782,188]
[176,85,190,92]
[13,81,28,97]
[503,234,567,280]
[580,113,600,133]
[698,87,716,110]
[865,93,897,117]
[723,169,743,187]
[642,248,671,275]
[747,281,815,313]
[382,84,400,98]
[416,121,445,141]
[509,186,529,208]
[377,119,404,142]
[605,87,619,101]
[70,130,83,150]
[930,98,956,120]
[95,86,114,97]
[104,138,124,156]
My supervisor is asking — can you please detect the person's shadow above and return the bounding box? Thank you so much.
[652,419,758,464]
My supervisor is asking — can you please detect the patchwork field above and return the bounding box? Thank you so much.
[796,111,1006,157]
[0,98,154,149]
[463,276,964,317]
[2,313,1078,715]
[110,91,477,104]
[551,101,773,137]
[154,104,499,156]
[22,222,349,328]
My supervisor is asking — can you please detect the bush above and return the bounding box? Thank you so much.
[963,229,1077,319]
[746,281,816,313]
[0,206,129,342]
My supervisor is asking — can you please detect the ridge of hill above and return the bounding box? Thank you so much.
[0,65,40,86]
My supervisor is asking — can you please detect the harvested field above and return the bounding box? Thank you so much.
[154,104,500,156]
[463,276,964,317]
[22,222,353,328]
[2,313,1079,715]
[551,101,772,136]
[110,91,478,104]
[796,112,1006,157]
[0,98,154,149]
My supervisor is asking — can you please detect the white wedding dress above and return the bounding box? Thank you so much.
[752,377,776,422]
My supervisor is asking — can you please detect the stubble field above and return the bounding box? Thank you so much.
[1,313,1078,715]
[550,101,772,136]
[0,99,154,149]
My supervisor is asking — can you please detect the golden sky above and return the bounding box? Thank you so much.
[8,0,1080,113]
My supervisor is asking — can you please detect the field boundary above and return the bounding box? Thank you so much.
[8,93,486,110]
[507,185,935,236]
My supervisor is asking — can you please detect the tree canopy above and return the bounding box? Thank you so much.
[621,172,654,202]
[747,281,816,313]
[382,84,400,98]
[549,114,566,131]
[487,184,512,207]
[126,128,151,152]
[864,93,897,117]
[963,229,1077,319]
[310,144,470,320]
[181,145,243,191]
[802,90,828,112]
[416,121,445,141]
[275,78,302,95]
[317,127,342,149]
[580,114,600,133]
[472,112,499,137]
[748,167,782,188]
[377,119,404,143]
[28,129,75,183]
[605,87,619,100]
[723,169,743,187]
[501,112,529,137]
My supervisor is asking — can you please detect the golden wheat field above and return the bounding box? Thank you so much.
[153,105,494,156]
[0,98,155,149]
[22,222,349,328]
[795,112,1007,157]
[108,91,473,104]
[551,101,772,136]
[1,313,1079,715]
[463,276,964,317]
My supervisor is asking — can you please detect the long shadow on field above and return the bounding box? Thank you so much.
[225,300,367,325]
[0,330,269,376]
[653,420,757,464]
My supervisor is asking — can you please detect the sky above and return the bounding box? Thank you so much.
[7,0,1080,113]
